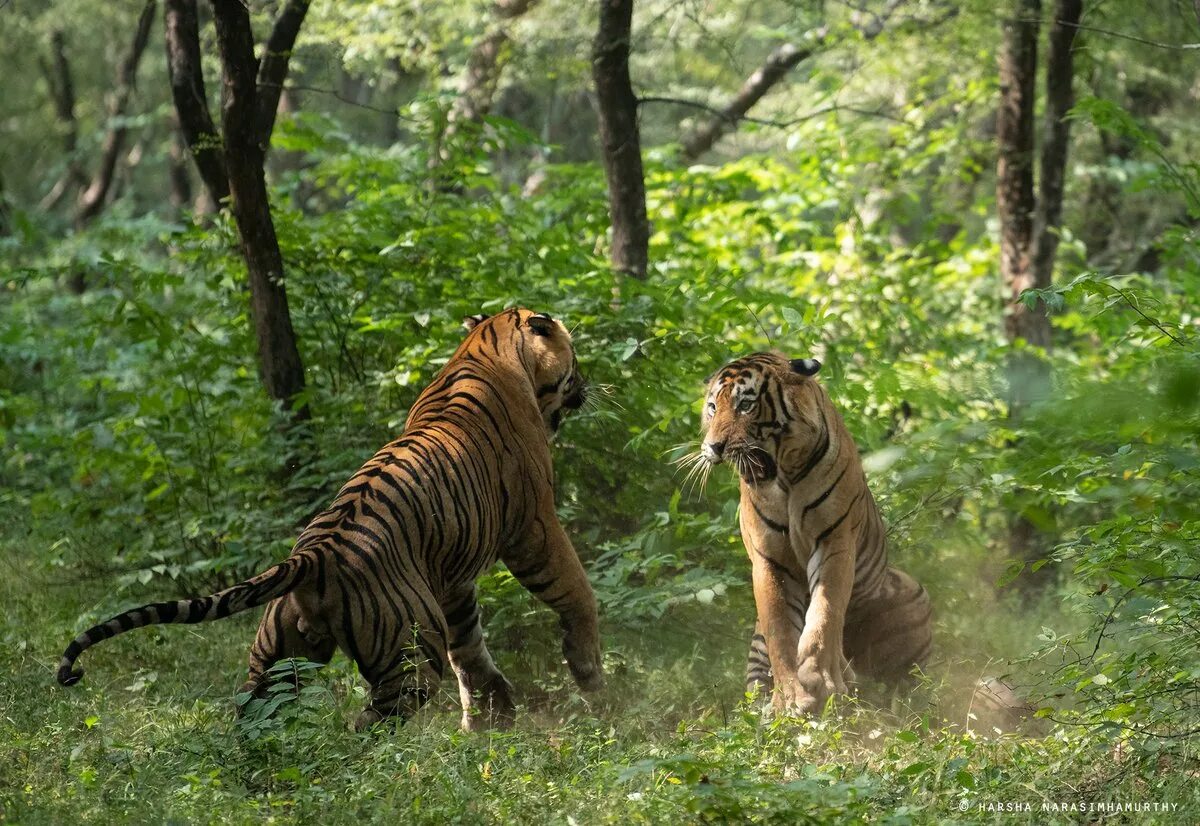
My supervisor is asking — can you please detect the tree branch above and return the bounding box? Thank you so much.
[677,1,927,161]
[254,0,311,147]
[680,32,828,163]
[640,95,903,128]
[1019,16,1200,50]
[165,0,230,207]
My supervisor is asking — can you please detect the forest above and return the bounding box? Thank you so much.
[1,0,1198,822]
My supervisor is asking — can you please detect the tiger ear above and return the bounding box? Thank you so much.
[527,314,555,337]
[462,313,490,331]
[789,358,821,377]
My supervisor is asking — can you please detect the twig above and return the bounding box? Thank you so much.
[1088,575,1200,663]
[1018,17,1200,50]
[1102,282,1187,346]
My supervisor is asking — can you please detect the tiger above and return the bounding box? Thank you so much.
[696,351,931,714]
[57,308,603,731]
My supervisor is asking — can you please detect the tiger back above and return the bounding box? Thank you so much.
[57,308,603,731]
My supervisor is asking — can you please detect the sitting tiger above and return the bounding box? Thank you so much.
[698,352,931,714]
[57,308,603,731]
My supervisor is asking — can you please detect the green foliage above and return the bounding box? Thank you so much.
[4,3,1200,816]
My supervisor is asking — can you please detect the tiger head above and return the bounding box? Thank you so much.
[462,308,587,435]
[700,351,823,485]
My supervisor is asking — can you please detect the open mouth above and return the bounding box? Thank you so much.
[727,446,777,484]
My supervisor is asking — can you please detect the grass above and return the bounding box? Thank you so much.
[2,511,1196,825]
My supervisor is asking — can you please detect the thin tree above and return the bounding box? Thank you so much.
[74,0,159,234]
[164,0,311,424]
[997,0,1082,408]
[448,0,540,131]
[593,0,649,279]
[996,0,1083,588]
[37,1,158,292]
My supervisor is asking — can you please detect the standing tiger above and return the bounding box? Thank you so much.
[57,308,603,731]
[697,352,931,714]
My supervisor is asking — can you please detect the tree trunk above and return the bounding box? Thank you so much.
[997,0,1042,365]
[997,0,1082,596]
[74,0,158,232]
[592,0,649,279]
[1030,0,1082,288]
[165,0,230,207]
[0,171,10,237]
[210,0,310,422]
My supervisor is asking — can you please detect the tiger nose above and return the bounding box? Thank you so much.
[702,440,726,462]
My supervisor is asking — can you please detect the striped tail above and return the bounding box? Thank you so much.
[56,550,315,687]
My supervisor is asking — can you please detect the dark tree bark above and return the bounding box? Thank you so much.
[210,0,310,422]
[74,0,158,233]
[164,0,230,207]
[0,171,10,237]
[681,36,826,163]
[997,0,1042,359]
[997,0,1081,398]
[592,0,649,279]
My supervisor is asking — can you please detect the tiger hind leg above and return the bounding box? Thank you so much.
[843,566,932,685]
[354,630,447,732]
[351,581,449,731]
[443,584,516,732]
[238,593,336,713]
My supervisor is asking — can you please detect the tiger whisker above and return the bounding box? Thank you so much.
[671,451,702,467]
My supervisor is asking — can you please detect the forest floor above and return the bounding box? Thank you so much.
[1,510,1195,825]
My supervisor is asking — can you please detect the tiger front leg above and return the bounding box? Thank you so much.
[785,538,856,715]
[745,620,773,698]
[748,550,808,713]
[504,517,603,692]
[443,583,517,732]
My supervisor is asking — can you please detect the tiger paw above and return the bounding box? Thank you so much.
[461,674,518,732]
[776,659,848,716]
[563,637,604,692]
